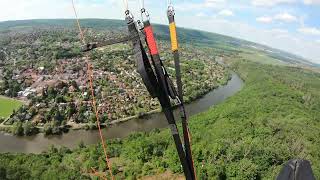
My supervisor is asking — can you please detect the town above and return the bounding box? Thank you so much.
[0,27,228,136]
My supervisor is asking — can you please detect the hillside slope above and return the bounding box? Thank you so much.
[0,19,317,66]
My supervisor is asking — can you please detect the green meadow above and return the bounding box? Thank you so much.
[0,96,23,119]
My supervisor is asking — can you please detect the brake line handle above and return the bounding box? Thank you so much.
[167,7,178,52]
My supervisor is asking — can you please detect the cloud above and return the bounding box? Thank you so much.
[303,0,320,5]
[298,27,320,35]
[267,29,291,39]
[0,0,125,22]
[274,13,297,22]
[206,0,226,2]
[218,9,234,16]
[196,12,207,17]
[268,28,289,34]
[256,13,297,23]
[177,15,320,63]
[252,0,320,7]
[256,16,273,23]
[251,0,296,7]
[204,0,226,7]
[175,0,225,11]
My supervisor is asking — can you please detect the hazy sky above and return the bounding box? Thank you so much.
[0,0,319,63]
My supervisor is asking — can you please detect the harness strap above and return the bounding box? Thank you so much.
[168,5,197,179]
[79,6,195,179]
[126,16,159,98]
[81,35,140,52]
[167,6,182,100]
[143,20,172,98]
[142,15,194,180]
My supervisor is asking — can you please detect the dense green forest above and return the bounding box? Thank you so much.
[1,59,319,179]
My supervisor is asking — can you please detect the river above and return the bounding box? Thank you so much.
[0,72,243,154]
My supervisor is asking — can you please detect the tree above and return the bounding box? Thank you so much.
[11,81,21,97]
[12,122,23,136]
[66,104,76,118]
[55,95,65,103]
[0,50,6,62]
[78,141,85,149]
[89,113,97,123]
[70,80,79,91]
[43,123,53,135]
[101,113,108,123]
[23,121,38,136]
[28,107,37,116]
[0,167,6,180]
[54,110,65,123]
[47,87,57,99]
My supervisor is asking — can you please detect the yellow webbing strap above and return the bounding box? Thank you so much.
[169,22,178,51]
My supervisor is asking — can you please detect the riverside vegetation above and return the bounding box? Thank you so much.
[0,59,319,179]
[0,19,319,179]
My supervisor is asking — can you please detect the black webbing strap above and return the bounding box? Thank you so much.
[78,9,194,178]
[126,14,159,98]
[167,9,183,101]
[142,18,194,180]
[81,35,140,52]
[168,6,196,179]
[173,51,183,100]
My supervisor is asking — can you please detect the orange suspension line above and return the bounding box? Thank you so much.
[71,1,115,180]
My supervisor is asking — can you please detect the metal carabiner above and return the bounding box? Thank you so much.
[176,96,182,105]
[125,10,135,25]
[167,5,175,18]
[125,10,134,19]
[168,5,174,12]
[137,20,145,31]
[141,8,150,21]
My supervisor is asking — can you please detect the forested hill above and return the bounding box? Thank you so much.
[0,19,316,67]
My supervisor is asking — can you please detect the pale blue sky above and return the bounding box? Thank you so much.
[0,0,319,63]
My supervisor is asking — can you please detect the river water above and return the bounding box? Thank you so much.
[0,73,243,154]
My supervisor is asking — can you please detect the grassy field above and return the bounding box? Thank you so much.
[238,48,288,66]
[0,96,23,119]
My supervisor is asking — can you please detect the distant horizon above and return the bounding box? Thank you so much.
[1,0,319,64]
[0,18,318,65]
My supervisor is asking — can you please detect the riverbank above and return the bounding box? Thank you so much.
[1,61,319,179]
[68,108,162,130]
[0,72,232,136]
[0,72,243,153]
